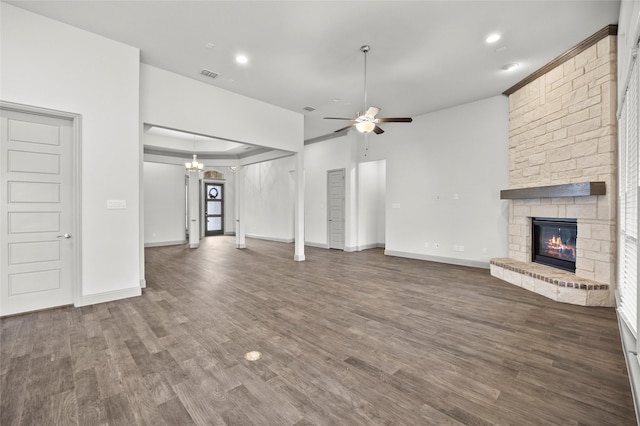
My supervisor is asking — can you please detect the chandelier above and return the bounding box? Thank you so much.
[185,154,204,172]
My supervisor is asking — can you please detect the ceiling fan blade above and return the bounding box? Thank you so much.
[324,117,355,121]
[376,117,413,123]
[334,124,355,133]
[373,125,384,134]
[364,106,380,119]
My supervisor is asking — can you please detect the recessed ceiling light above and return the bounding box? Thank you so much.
[486,33,501,43]
[236,54,248,64]
[205,43,215,49]
[502,63,520,71]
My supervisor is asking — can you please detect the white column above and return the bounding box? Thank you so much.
[294,151,305,261]
[187,171,200,248]
[235,165,246,249]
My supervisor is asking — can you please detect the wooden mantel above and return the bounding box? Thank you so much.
[500,182,606,200]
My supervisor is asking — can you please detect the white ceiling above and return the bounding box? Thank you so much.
[143,126,268,158]
[7,0,620,146]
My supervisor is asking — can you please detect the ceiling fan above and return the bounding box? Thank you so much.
[324,45,413,135]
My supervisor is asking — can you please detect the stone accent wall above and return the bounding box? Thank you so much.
[508,36,617,189]
[502,35,617,304]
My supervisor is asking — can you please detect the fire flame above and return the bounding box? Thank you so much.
[543,234,575,260]
[549,235,562,249]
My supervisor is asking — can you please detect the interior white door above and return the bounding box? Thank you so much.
[0,108,75,315]
[328,169,345,250]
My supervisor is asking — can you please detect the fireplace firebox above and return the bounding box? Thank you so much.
[532,218,577,272]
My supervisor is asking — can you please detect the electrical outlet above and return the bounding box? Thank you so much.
[482,247,488,254]
[424,242,429,248]
[458,245,464,252]
[434,243,440,249]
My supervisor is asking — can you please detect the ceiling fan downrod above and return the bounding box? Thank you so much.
[323,44,412,135]
[361,45,370,115]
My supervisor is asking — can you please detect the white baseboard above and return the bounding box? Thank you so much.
[305,241,329,249]
[140,279,147,289]
[302,242,384,251]
[357,243,385,251]
[144,240,186,248]
[246,234,294,243]
[76,286,142,307]
[384,250,490,269]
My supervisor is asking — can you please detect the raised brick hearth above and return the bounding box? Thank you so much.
[491,29,617,307]
[490,258,610,306]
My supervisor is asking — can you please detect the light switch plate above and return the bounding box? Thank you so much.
[107,199,126,209]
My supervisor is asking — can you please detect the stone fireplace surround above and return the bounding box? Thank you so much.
[490,183,612,306]
[490,27,617,307]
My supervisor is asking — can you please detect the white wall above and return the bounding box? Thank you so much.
[143,162,187,245]
[243,156,296,242]
[140,64,303,153]
[304,134,354,247]
[377,161,387,244]
[358,160,386,249]
[1,4,142,300]
[303,95,508,267]
[368,95,509,267]
[142,129,237,245]
[140,64,304,251]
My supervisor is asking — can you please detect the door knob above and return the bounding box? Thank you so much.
[57,233,72,239]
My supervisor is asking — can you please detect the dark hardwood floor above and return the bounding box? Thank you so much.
[1,236,636,425]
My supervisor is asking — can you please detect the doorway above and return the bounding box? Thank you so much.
[327,169,345,250]
[0,104,79,316]
[204,182,224,236]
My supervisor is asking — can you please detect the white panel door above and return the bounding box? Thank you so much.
[328,169,345,250]
[1,109,75,315]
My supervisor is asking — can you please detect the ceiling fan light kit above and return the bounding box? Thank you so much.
[324,45,412,135]
[355,121,376,133]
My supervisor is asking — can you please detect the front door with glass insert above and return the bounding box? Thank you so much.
[205,182,224,236]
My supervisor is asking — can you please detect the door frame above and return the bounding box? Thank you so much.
[203,180,224,236]
[0,101,82,311]
[327,168,345,250]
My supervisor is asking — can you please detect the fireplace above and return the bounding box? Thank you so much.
[532,218,577,272]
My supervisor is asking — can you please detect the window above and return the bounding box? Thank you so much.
[618,52,639,336]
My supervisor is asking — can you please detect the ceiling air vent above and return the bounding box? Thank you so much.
[303,106,316,112]
[200,69,219,79]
